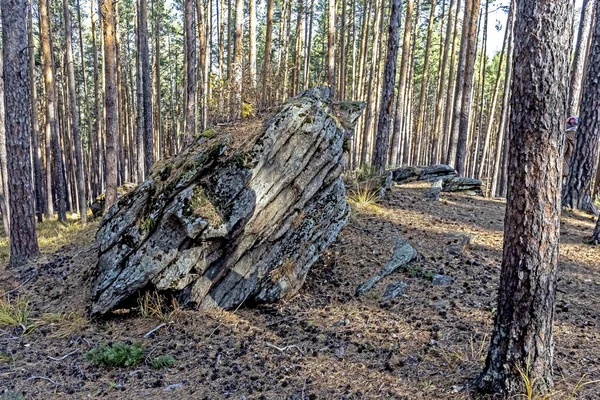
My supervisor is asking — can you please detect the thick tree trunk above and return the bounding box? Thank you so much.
[474,0,572,395]
[568,0,595,117]
[563,0,600,216]
[454,0,481,175]
[101,0,119,209]
[1,0,40,266]
[40,0,67,222]
[63,0,87,224]
[372,0,401,172]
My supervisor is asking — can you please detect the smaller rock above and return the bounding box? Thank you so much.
[444,233,471,256]
[355,275,381,296]
[432,274,453,286]
[442,177,483,195]
[425,179,443,201]
[382,281,407,299]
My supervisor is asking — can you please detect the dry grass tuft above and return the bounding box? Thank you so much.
[138,291,180,322]
[0,296,32,328]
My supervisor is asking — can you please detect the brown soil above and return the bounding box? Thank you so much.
[1,182,599,399]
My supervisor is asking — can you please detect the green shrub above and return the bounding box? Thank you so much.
[84,342,145,368]
[150,355,175,369]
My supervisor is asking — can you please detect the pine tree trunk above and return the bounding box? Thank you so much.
[91,0,102,198]
[262,0,274,107]
[0,50,10,235]
[135,0,145,181]
[231,0,243,118]
[154,2,163,154]
[292,0,304,96]
[249,0,256,88]
[390,0,413,167]
[372,0,401,172]
[28,3,44,222]
[474,0,572,395]
[101,0,119,209]
[455,0,481,175]
[327,0,336,98]
[563,0,600,215]
[77,0,92,202]
[338,0,347,99]
[441,0,461,162]
[303,0,315,90]
[63,0,87,224]
[184,0,197,138]
[568,0,595,117]
[139,0,154,173]
[478,2,512,181]
[1,0,40,266]
[40,0,67,222]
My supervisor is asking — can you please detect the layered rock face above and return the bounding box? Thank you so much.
[91,88,364,315]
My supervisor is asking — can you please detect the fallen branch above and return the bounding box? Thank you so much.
[265,341,304,354]
[47,350,78,361]
[24,376,60,386]
[144,322,168,338]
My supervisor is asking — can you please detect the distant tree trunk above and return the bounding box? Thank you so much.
[455,0,481,175]
[0,51,9,235]
[338,0,347,99]
[154,2,163,155]
[197,0,209,130]
[40,0,67,222]
[372,0,401,173]
[101,0,119,209]
[63,0,87,224]
[292,0,304,96]
[430,0,456,164]
[218,0,225,78]
[28,3,44,222]
[91,0,102,198]
[490,2,515,197]
[413,0,437,165]
[231,0,243,118]
[280,0,292,100]
[140,0,154,173]
[355,0,371,101]
[1,0,40,266]
[327,0,336,98]
[77,0,92,201]
[390,0,413,167]
[262,0,274,107]
[568,0,595,117]
[474,0,572,395]
[135,1,145,181]
[446,0,473,167]
[563,0,600,215]
[441,0,461,162]
[303,0,315,89]
[249,0,256,88]
[359,0,382,166]
[184,0,197,138]
[478,2,512,181]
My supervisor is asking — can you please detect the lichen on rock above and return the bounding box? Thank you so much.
[90,87,365,315]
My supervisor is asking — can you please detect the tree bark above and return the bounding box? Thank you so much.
[568,0,596,117]
[1,0,40,266]
[101,0,119,209]
[0,48,10,235]
[249,0,256,88]
[563,0,600,215]
[372,0,401,172]
[474,0,572,395]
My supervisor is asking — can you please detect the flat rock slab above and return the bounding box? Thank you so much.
[356,237,417,296]
[390,164,457,184]
[382,281,407,299]
[90,88,365,315]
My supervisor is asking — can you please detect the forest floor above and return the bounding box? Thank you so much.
[1,182,600,399]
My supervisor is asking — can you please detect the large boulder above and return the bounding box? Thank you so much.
[90,88,364,315]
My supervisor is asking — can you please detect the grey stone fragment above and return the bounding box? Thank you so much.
[382,281,407,299]
[432,274,453,286]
